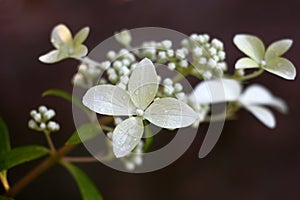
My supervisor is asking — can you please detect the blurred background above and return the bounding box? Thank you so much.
[1,0,300,199]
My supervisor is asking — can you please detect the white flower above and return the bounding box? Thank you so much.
[83,58,198,158]
[39,24,89,63]
[234,34,296,80]
[193,79,287,128]
[115,29,132,47]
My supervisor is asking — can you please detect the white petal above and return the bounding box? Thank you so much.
[73,27,90,45]
[265,57,296,80]
[71,45,88,58]
[265,39,293,61]
[144,97,198,129]
[244,105,276,128]
[128,58,158,109]
[235,57,259,69]
[233,34,265,62]
[193,79,242,104]
[38,50,62,63]
[51,24,72,49]
[112,117,144,158]
[239,84,288,113]
[82,85,135,116]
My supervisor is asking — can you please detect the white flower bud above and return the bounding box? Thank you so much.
[158,51,167,60]
[218,51,226,60]
[133,155,143,166]
[33,113,42,123]
[47,121,60,132]
[168,62,176,71]
[107,51,116,60]
[207,59,217,68]
[164,85,175,95]
[176,49,186,59]
[157,75,162,83]
[72,73,85,87]
[163,78,173,86]
[44,109,55,120]
[124,161,135,171]
[113,60,122,70]
[192,47,203,57]
[130,63,137,70]
[30,110,38,118]
[181,39,189,48]
[28,119,38,130]
[108,73,118,82]
[38,106,48,114]
[78,64,88,74]
[120,66,130,76]
[190,34,198,41]
[122,59,131,66]
[179,60,188,68]
[161,40,172,49]
[202,71,213,79]
[166,49,174,57]
[209,47,217,55]
[40,122,46,130]
[211,38,224,50]
[174,83,183,92]
[199,57,207,65]
[100,61,111,70]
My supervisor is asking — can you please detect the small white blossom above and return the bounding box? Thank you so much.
[234,34,296,80]
[39,24,89,63]
[83,58,198,158]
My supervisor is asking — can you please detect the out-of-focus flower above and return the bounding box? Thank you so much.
[193,79,287,128]
[39,24,89,63]
[234,34,296,80]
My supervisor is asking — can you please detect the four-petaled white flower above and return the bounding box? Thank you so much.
[83,58,198,158]
[39,24,89,63]
[234,34,296,80]
[193,79,287,128]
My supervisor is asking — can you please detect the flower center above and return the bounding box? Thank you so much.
[135,109,144,117]
[260,60,266,67]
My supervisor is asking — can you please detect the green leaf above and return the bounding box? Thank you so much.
[143,125,153,152]
[62,162,103,200]
[0,117,11,157]
[42,89,88,112]
[66,123,102,145]
[0,195,14,200]
[0,145,49,171]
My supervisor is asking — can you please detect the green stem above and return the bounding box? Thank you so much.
[5,144,76,197]
[44,131,56,153]
[236,68,264,81]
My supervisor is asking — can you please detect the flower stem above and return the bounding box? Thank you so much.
[44,131,56,153]
[5,144,76,197]
[236,68,264,81]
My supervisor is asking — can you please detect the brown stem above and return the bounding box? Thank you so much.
[5,144,76,197]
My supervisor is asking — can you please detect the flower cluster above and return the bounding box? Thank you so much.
[38,24,297,169]
[28,105,60,132]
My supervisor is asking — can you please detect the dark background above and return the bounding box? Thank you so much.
[1,0,300,199]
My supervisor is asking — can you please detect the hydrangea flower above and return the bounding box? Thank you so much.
[39,24,89,63]
[193,79,287,128]
[83,58,198,157]
[234,34,296,80]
